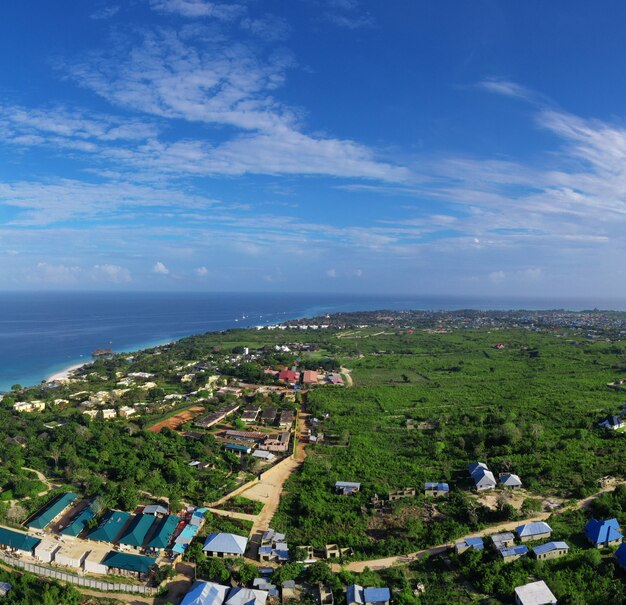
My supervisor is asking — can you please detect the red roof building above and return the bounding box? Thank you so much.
[278,369,300,383]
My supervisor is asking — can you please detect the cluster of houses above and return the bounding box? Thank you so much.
[468,462,522,491]
[598,406,626,431]
[0,491,210,583]
[181,580,268,605]
[263,368,343,387]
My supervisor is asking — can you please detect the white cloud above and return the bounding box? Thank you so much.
[477,78,535,102]
[92,264,132,283]
[32,262,81,284]
[195,265,209,276]
[240,15,291,42]
[149,0,246,20]
[326,268,337,278]
[152,261,170,274]
[90,5,120,20]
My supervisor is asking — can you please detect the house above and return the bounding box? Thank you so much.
[258,529,289,563]
[102,551,156,580]
[514,580,557,605]
[532,541,569,560]
[145,514,180,553]
[260,408,277,425]
[302,370,319,385]
[585,518,623,548]
[60,502,99,538]
[364,588,391,605]
[281,580,300,602]
[26,492,78,530]
[500,473,523,489]
[181,581,229,605]
[117,513,158,550]
[13,400,46,413]
[118,406,136,418]
[143,504,168,516]
[252,450,276,462]
[346,584,364,605]
[202,533,248,557]
[0,527,40,556]
[516,521,552,542]
[278,370,300,384]
[278,410,295,429]
[225,588,268,605]
[0,583,12,597]
[325,544,341,559]
[499,545,529,562]
[454,537,484,554]
[491,532,515,550]
[424,482,449,497]
[468,462,496,491]
[241,406,261,424]
[335,481,361,495]
[225,443,252,456]
[598,415,624,430]
[326,373,344,385]
[615,542,626,570]
[259,431,291,453]
[87,510,131,544]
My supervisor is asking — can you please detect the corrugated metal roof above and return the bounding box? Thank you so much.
[118,513,158,547]
[616,543,626,568]
[0,527,40,552]
[225,587,268,605]
[26,492,77,529]
[146,514,180,550]
[500,545,529,557]
[87,510,131,543]
[532,541,569,556]
[585,518,622,544]
[102,551,156,574]
[60,503,98,537]
[424,482,449,490]
[203,532,248,555]
[516,521,552,537]
[346,584,364,604]
[364,587,390,603]
[181,581,229,605]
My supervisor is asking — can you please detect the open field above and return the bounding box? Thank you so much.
[146,405,205,433]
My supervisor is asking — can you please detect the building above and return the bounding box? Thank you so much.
[54,543,89,569]
[241,407,261,424]
[424,482,449,497]
[499,545,529,562]
[364,588,391,605]
[87,510,131,543]
[455,537,484,554]
[0,583,12,597]
[346,584,365,605]
[117,514,157,550]
[143,504,168,516]
[302,370,319,385]
[278,370,300,384]
[83,550,109,575]
[181,581,229,605]
[281,580,299,602]
[532,541,569,560]
[318,584,334,605]
[584,518,623,548]
[26,492,78,530]
[491,532,515,551]
[195,404,240,429]
[500,473,523,489]
[598,415,624,430]
[514,580,557,605]
[468,462,497,491]
[102,551,156,580]
[260,408,277,425]
[389,488,416,500]
[278,410,295,429]
[60,502,99,538]
[516,521,552,542]
[252,450,276,462]
[259,431,291,453]
[335,481,361,495]
[225,587,268,605]
[202,533,248,557]
[33,539,59,563]
[145,514,180,553]
[0,527,40,556]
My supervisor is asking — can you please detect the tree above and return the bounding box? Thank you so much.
[236,561,258,585]
[199,558,230,583]
[10,384,22,391]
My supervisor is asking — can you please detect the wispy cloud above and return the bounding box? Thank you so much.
[90,5,120,20]
[323,0,374,30]
[149,0,246,21]
[152,261,170,274]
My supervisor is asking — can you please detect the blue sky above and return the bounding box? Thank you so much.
[2,1,626,296]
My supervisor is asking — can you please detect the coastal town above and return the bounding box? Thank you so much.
[0,310,625,603]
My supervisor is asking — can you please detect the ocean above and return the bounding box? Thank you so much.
[0,291,623,392]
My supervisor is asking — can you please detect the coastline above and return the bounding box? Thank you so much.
[46,362,88,383]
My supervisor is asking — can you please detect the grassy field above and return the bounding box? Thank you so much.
[273,328,626,558]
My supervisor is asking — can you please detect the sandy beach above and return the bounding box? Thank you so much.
[46,362,87,383]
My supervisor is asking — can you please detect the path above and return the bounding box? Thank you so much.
[22,467,53,497]
[340,367,353,387]
[147,405,205,433]
[206,507,258,522]
[335,480,626,572]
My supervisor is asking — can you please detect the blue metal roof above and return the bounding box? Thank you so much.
[585,518,622,545]
[346,584,364,604]
[172,523,199,554]
[26,492,77,529]
[500,545,529,557]
[363,587,390,603]
[465,537,484,549]
[424,482,449,490]
[181,581,229,605]
[533,541,569,556]
[516,521,552,537]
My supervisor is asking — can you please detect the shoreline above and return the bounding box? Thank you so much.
[46,362,88,383]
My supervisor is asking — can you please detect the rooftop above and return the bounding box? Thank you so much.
[26,492,77,530]
[514,580,557,605]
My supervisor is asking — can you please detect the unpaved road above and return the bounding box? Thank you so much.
[147,406,205,433]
